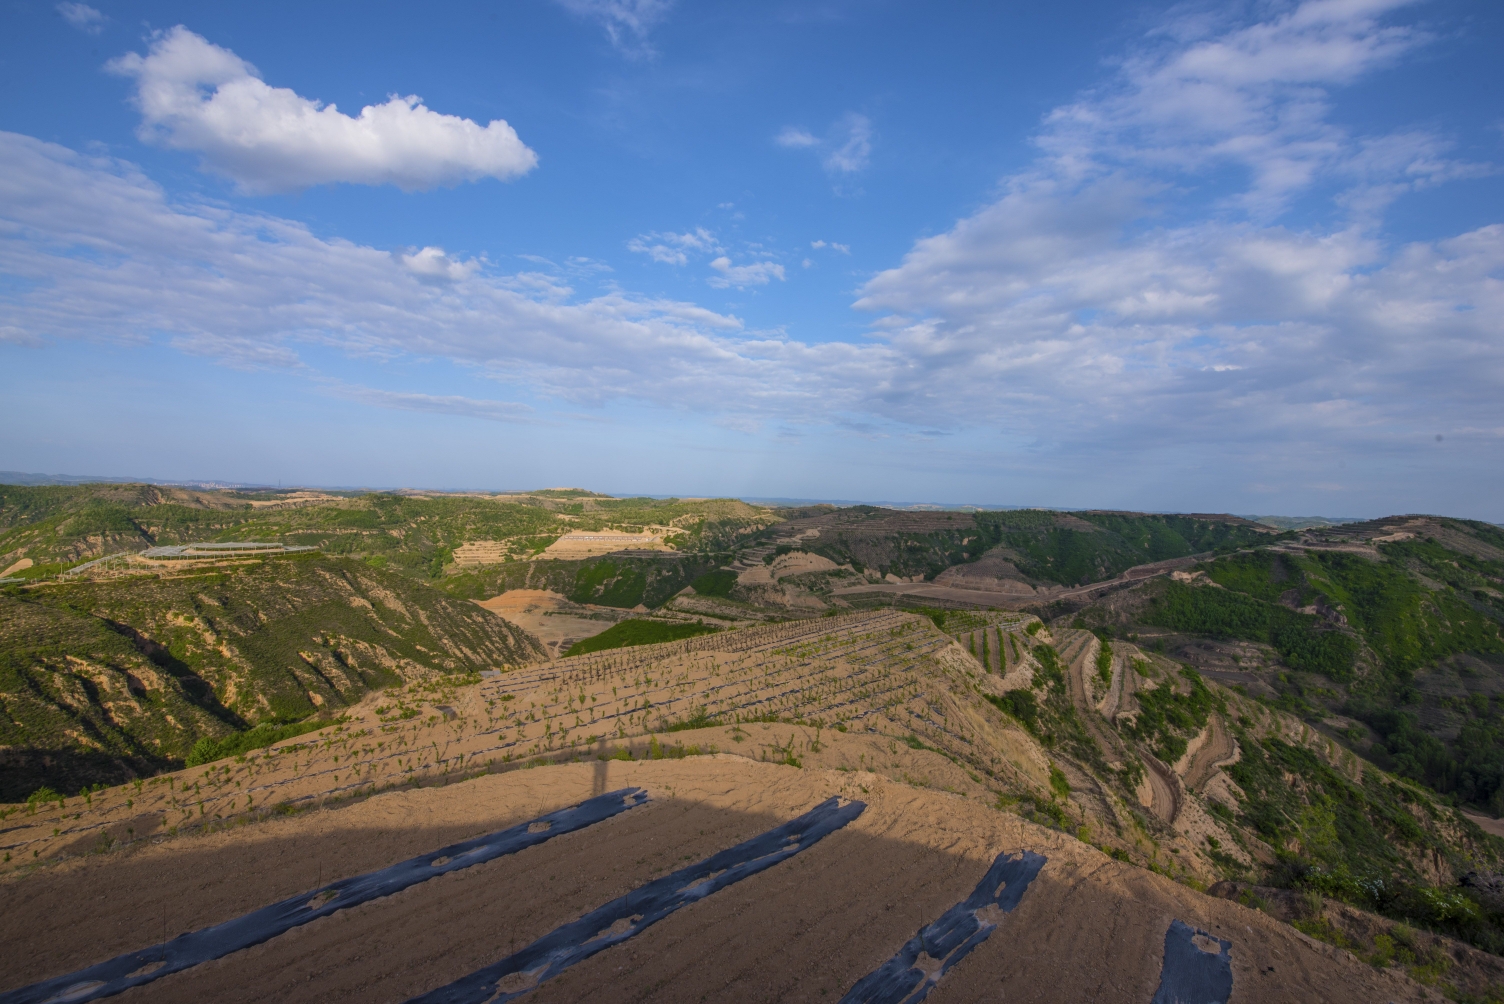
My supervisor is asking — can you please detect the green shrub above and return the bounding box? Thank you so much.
[986,690,1038,729]
[563,619,718,656]
[185,718,334,767]
[689,569,737,597]
[1144,580,1356,680]
[1049,764,1070,799]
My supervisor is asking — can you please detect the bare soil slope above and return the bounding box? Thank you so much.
[0,756,1430,1004]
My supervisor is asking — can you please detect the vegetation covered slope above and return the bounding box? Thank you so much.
[766,506,1276,585]
[937,610,1504,967]
[438,553,722,609]
[0,484,776,579]
[1064,515,1504,818]
[0,554,544,799]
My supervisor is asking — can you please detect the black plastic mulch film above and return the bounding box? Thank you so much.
[408,795,868,1003]
[839,850,1047,1004]
[0,788,650,1004]
[1151,918,1233,1004]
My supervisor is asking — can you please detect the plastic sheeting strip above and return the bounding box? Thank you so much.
[0,788,650,1004]
[839,850,1047,1004]
[1151,919,1233,1004]
[409,795,867,1004]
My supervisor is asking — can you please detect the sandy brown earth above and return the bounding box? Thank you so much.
[538,531,670,560]
[475,590,630,658]
[1465,812,1504,839]
[0,756,1434,1004]
[1,608,1486,1001]
[0,558,32,577]
[1183,716,1239,794]
[0,609,1398,893]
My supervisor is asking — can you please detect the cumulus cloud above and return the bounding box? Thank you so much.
[106,27,537,193]
[811,239,850,254]
[777,113,873,176]
[554,0,674,58]
[398,246,481,282]
[57,2,104,33]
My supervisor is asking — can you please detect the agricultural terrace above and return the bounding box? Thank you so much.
[1,610,1059,868]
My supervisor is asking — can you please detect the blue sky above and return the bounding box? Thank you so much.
[2,0,1502,518]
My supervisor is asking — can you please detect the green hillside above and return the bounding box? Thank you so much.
[778,506,1277,585]
[0,484,777,579]
[1070,515,1504,816]
[0,554,544,800]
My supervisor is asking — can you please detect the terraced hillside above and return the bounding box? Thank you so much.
[1,757,1444,1004]
[7,482,1504,989]
[8,609,1500,965]
[1063,514,1504,822]
[5,608,1504,997]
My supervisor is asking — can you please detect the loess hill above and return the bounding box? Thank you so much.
[5,483,1504,997]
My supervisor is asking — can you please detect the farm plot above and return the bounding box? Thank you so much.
[0,757,1428,1004]
[3,611,1125,876]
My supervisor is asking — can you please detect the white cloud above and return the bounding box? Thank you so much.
[398,246,481,283]
[627,227,784,290]
[627,227,720,265]
[325,384,535,423]
[707,257,786,289]
[775,127,818,149]
[554,0,674,58]
[824,114,872,173]
[811,239,850,254]
[57,2,105,33]
[3,1,1501,500]
[846,0,1504,459]
[0,132,865,421]
[1036,0,1433,217]
[106,27,537,194]
[777,113,873,175]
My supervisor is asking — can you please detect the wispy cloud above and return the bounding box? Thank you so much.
[554,0,674,58]
[627,227,720,265]
[106,27,537,193]
[628,226,786,289]
[707,257,786,289]
[850,0,1501,458]
[325,384,535,423]
[777,113,872,175]
[775,127,818,149]
[57,2,105,34]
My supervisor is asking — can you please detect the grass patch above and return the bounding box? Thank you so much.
[689,569,738,597]
[185,718,338,767]
[563,619,719,656]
